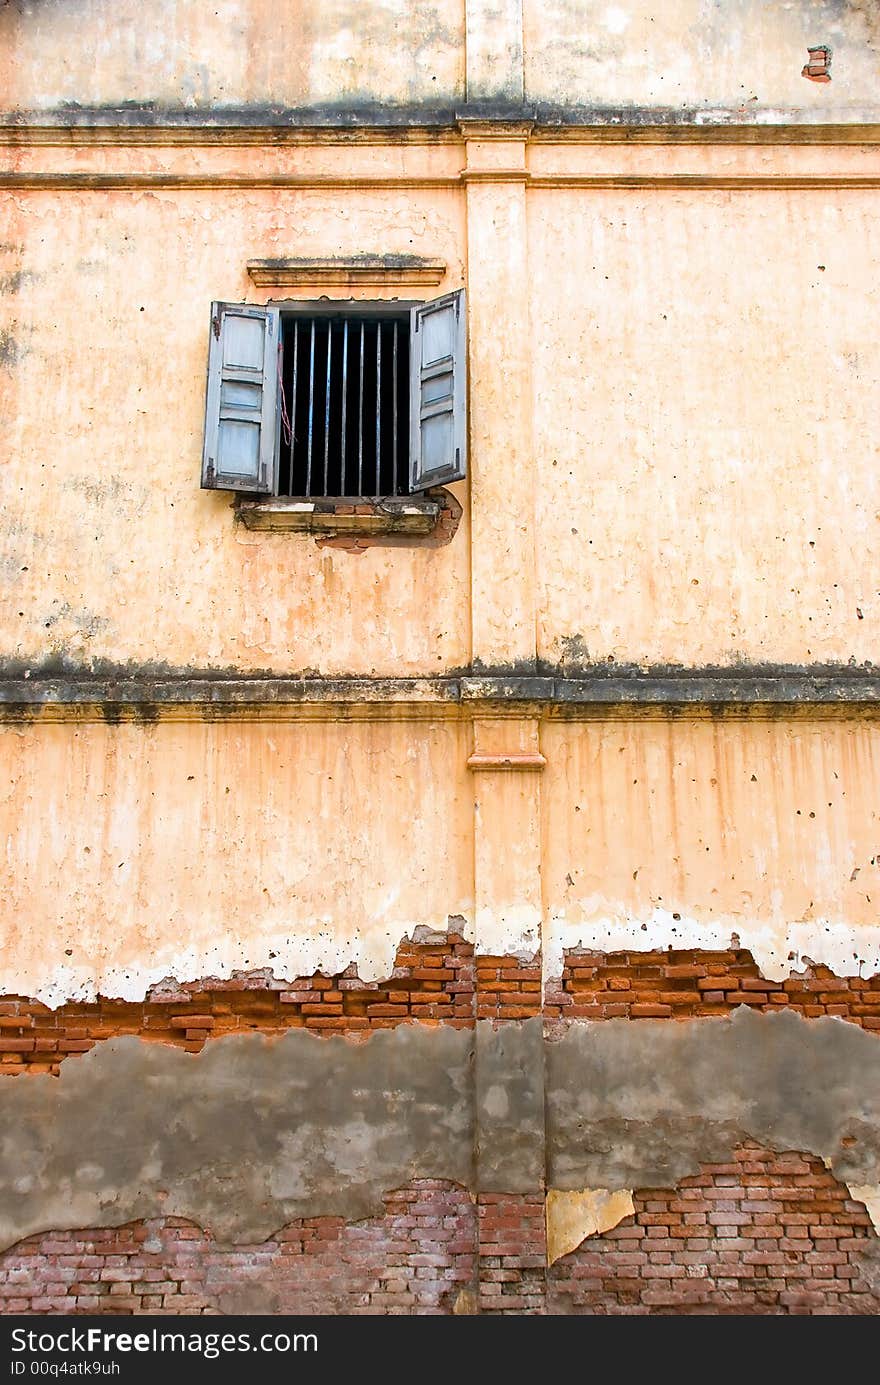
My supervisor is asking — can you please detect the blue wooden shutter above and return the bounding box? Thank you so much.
[201,302,280,493]
[409,289,467,490]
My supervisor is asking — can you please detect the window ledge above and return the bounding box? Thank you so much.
[246,256,446,288]
[236,496,441,535]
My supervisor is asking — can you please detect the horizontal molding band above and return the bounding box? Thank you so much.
[246,256,447,287]
[2,119,880,148]
[4,172,880,192]
[2,673,880,722]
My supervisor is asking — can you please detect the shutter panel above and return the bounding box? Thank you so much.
[201,302,279,493]
[409,289,467,491]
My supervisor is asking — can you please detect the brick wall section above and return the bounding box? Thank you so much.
[477,1195,547,1314]
[4,1150,877,1314]
[544,948,880,1030]
[475,957,542,1021]
[3,942,880,1074]
[0,1182,476,1316]
[548,1144,880,1315]
[0,935,475,1076]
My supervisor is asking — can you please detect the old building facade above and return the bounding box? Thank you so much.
[2,0,880,1313]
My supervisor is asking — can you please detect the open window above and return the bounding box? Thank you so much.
[201,292,467,498]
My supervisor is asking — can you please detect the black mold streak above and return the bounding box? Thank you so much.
[0,328,21,366]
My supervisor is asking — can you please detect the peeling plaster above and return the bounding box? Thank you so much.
[545,1187,634,1265]
[545,912,880,987]
[15,916,475,1011]
[847,1184,880,1236]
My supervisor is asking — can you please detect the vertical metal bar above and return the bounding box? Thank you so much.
[341,320,348,493]
[375,320,382,495]
[323,320,332,496]
[306,319,315,496]
[358,320,364,495]
[289,319,298,496]
[392,320,398,495]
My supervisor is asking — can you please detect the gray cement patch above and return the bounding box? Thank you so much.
[0,1025,474,1249]
[547,1006,880,1189]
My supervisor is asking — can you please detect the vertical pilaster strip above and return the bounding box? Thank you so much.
[465,0,525,103]
[469,715,548,1311]
[461,122,536,670]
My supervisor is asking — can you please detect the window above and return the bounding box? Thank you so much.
[200,291,467,498]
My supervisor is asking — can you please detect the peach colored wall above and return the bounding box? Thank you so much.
[0,174,469,676]
[541,714,880,981]
[0,716,474,1004]
[522,0,880,120]
[3,0,878,122]
[529,180,880,669]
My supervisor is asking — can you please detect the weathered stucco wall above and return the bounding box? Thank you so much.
[530,183,880,670]
[2,1009,880,1253]
[0,178,469,676]
[523,0,880,121]
[0,0,467,115]
[3,0,880,1318]
[4,148,880,674]
[542,715,880,981]
[3,713,880,1001]
[3,0,880,122]
[0,717,474,1002]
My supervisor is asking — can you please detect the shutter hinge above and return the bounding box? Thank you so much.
[212,314,221,339]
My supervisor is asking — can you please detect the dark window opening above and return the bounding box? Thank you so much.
[278,313,411,498]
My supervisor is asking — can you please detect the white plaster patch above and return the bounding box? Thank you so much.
[544,907,880,987]
[14,910,476,1009]
[546,1187,635,1265]
[846,1184,880,1236]
[475,902,542,964]
[602,6,630,35]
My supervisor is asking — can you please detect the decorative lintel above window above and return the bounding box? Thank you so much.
[246,255,447,288]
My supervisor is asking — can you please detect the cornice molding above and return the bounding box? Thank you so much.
[246,256,447,288]
[2,673,880,723]
[3,120,880,150]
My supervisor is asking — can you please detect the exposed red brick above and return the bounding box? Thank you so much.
[0,935,480,1075]
[549,1143,880,1315]
[4,1147,877,1315]
[545,949,880,1031]
[0,1182,476,1316]
[478,1193,546,1316]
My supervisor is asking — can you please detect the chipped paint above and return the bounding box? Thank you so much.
[545,913,880,989]
[542,717,880,985]
[0,719,474,1006]
[3,712,880,998]
[847,1184,880,1236]
[545,1187,635,1265]
[5,1009,880,1254]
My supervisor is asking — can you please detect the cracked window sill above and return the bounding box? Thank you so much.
[235,496,441,536]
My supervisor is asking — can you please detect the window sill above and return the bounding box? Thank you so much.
[235,496,441,536]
